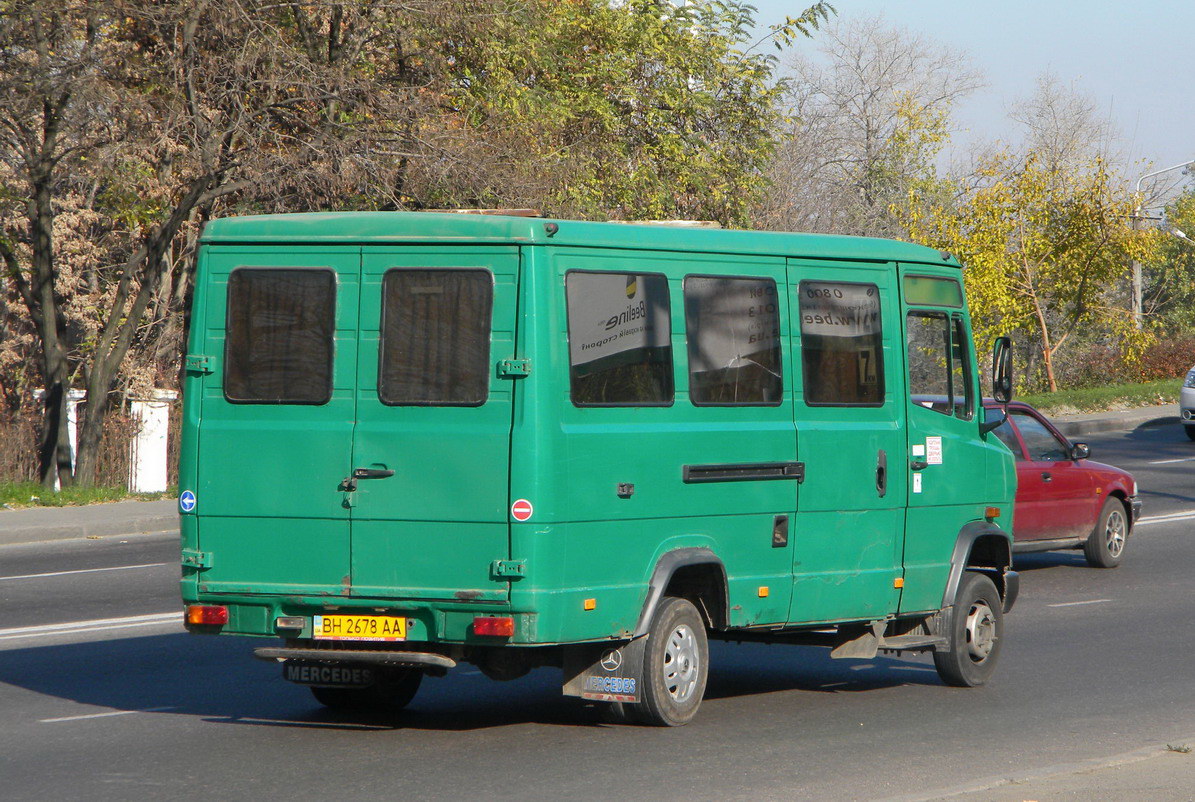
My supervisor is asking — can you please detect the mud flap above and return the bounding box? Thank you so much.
[562,637,647,704]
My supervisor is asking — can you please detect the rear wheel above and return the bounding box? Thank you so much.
[636,596,708,726]
[933,571,1003,688]
[1084,497,1127,568]
[310,668,422,712]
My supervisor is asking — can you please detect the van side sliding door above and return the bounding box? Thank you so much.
[786,260,905,625]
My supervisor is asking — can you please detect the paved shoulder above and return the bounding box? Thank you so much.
[0,499,178,546]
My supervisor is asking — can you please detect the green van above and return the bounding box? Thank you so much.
[179,212,1018,726]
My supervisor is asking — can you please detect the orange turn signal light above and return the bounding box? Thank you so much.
[186,605,229,625]
[473,616,514,637]
[985,506,1001,519]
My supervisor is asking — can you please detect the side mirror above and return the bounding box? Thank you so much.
[1070,442,1090,460]
[979,337,1014,436]
[991,336,1013,404]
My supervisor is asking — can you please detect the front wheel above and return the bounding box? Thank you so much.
[933,571,1003,688]
[1084,497,1127,568]
[636,596,709,726]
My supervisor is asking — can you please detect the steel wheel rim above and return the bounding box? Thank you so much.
[964,600,996,663]
[1105,509,1126,557]
[663,623,700,703]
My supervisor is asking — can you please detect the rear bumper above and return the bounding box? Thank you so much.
[254,646,457,674]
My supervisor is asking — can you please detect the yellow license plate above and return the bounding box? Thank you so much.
[313,615,407,642]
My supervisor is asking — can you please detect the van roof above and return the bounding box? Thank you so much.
[200,212,958,267]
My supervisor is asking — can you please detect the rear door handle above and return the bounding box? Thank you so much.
[353,468,395,480]
[1041,471,1052,482]
[341,468,395,492]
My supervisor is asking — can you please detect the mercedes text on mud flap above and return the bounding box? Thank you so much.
[179,212,1019,726]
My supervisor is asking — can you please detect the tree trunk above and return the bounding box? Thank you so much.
[29,169,75,488]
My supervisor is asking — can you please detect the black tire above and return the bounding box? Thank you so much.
[933,571,1003,688]
[1084,497,1127,568]
[636,596,709,726]
[310,668,422,712]
[1185,425,1195,442]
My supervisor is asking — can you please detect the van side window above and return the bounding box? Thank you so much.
[907,311,972,419]
[224,267,335,404]
[566,271,673,406]
[799,281,883,406]
[683,276,782,406]
[379,269,492,406]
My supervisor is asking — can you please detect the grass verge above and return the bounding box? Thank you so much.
[0,482,175,510]
[1018,378,1182,415]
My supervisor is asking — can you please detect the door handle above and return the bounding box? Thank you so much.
[353,468,395,480]
[1041,471,1052,482]
[876,450,887,497]
[340,468,395,493]
[910,459,928,471]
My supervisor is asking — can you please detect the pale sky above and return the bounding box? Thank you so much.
[752,0,1195,190]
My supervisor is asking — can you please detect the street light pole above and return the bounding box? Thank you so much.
[1132,159,1195,329]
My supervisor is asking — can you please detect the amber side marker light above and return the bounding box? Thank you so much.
[985,506,1001,520]
[473,616,514,637]
[187,605,229,625]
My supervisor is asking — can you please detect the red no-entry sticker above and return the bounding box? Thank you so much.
[511,499,533,521]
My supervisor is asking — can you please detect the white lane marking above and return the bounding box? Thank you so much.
[0,563,168,582]
[0,612,179,642]
[1047,599,1112,608]
[40,706,177,723]
[1148,456,1195,464]
[1136,511,1195,526]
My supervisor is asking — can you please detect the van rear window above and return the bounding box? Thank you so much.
[684,276,782,405]
[799,281,884,406]
[223,268,335,405]
[566,271,673,406]
[379,269,492,406]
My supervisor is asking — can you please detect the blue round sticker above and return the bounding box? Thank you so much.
[179,490,197,513]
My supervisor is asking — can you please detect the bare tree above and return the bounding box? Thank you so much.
[0,0,466,486]
[1007,72,1121,174]
[759,16,984,236]
[0,1,125,486]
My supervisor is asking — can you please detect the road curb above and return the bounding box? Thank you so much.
[1052,405,1179,438]
[0,499,178,547]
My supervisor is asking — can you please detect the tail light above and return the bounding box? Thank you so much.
[473,616,514,637]
[187,605,229,625]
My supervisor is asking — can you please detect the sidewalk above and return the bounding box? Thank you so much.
[1049,402,1180,438]
[0,498,177,546]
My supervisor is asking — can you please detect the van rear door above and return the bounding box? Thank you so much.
[195,247,359,596]
[349,247,519,602]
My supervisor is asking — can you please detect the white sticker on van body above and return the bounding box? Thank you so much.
[926,436,943,465]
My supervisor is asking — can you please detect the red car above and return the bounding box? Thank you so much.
[983,401,1141,567]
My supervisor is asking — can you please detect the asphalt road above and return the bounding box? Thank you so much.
[1,421,1192,801]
